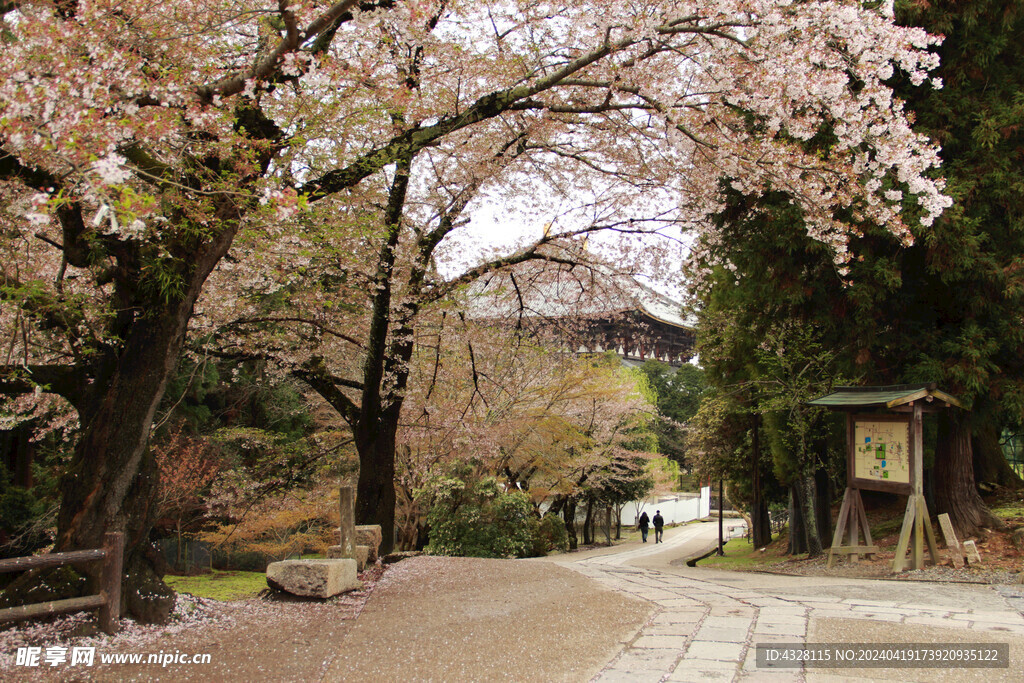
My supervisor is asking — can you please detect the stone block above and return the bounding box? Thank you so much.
[355,525,383,563]
[326,545,371,570]
[355,545,369,571]
[266,559,359,598]
[963,540,982,566]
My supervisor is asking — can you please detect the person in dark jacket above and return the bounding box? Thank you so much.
[653,510,665,543]
[637,511,650,542]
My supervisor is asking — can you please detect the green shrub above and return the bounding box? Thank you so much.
[424,477,537,558]
[532,513,569,556]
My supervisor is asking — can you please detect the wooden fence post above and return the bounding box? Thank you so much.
[98,532,124,634]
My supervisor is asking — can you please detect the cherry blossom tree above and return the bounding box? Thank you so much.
[394,317,657,550]
[1,0,949,614]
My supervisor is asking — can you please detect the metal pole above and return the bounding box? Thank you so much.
[717,479,724,555]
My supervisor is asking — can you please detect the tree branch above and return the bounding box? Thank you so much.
[0,363,88,407]
[195,0,389,105]
[292,360,362,426]
[299,31,640,201]
[222,316,365,349]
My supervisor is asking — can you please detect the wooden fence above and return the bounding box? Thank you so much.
[0,532,123,634]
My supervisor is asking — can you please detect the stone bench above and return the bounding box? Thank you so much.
[266,559,360,598]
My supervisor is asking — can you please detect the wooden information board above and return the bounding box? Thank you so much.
[852,416,911,490]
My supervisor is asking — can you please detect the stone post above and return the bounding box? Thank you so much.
[339,486,356,558]
[937,513,964,569]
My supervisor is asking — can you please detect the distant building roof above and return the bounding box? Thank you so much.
[470,258,692,331]
[467,253,695,365]
[630,282,694,331]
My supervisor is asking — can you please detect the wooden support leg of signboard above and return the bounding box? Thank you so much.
[892,494,939,572]
[892,495,916,573]
[828,487,878,568]
[854,488,875,559]
[918,496,939,567]
[828,487,853,569]
[912,497,923,569]
[848,491,861,563]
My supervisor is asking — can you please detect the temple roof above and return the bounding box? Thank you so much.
[468,257,692,331]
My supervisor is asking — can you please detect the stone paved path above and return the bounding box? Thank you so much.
[556,523,1024,682]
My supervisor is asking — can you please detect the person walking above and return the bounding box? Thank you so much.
[653,510,665,543]
[637,511,650,543]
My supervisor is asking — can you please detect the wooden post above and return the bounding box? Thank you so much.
[98,532,123,635]
[892,495,915,572]
[911,404,924,569]
[892,404,939,571]
[848,489,861,563]
[338,486,356,558]
[853,489,875,556]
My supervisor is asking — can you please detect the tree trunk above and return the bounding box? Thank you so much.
[563,498,578,550]
[934,412,1005,537]
[797,476,823,557]
[582,498,594,545]
[54,308,197,623]
[787,487,805,555]
[813,461,832,548]
[972,419,1023,489]
[1,421,35,488]
[354,408,400,555]
[750,416,772,548]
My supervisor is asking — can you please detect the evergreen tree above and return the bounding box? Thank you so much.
[883,0,1024,533]
[693,1,1024,540]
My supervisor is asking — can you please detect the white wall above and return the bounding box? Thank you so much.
[621,486,711,526]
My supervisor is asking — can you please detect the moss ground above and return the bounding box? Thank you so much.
[165,569,267,601]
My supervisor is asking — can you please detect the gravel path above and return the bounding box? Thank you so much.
[323,555,652,682]
[1,556,651,682]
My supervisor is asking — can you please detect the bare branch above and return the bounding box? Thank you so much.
[222,316,366,349]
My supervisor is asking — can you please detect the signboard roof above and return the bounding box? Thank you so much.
[809,384,962,410]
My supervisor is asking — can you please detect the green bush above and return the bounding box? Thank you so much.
[423,477,537,558]
[532,513,569,556]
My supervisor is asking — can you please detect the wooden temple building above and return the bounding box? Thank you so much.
[573,286,695,367]
[470,260,696,367]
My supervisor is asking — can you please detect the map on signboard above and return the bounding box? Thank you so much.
[853,419,910,485]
